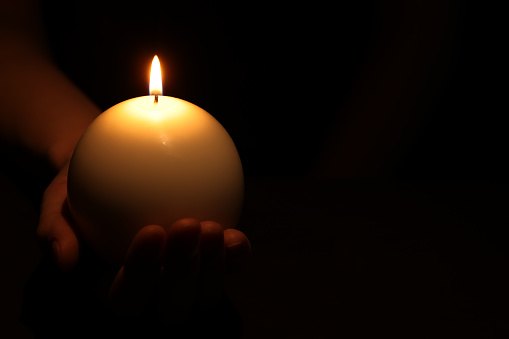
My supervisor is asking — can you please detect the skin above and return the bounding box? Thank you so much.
[1,0,251,320]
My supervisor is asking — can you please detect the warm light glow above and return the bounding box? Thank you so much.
[150,55,162,96]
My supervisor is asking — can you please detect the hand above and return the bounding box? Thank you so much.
[37,164,251,320]
[37,162,80,271]
[108,218,251,320]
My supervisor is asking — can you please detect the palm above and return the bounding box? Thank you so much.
[37,165,251,319]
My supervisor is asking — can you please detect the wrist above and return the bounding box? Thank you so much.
[48,139,75,170]
[47,114,97,170]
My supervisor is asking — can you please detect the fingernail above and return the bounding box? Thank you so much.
[225,242,243,251]
[225,243,244,263]
[225,242,251,271]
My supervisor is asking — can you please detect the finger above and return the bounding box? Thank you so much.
[108,225,165,317]
[37,165,80,271]
[196,221,225,310]
[160,218,201,323]
[224,229,252,274]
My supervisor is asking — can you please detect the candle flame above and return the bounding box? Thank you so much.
[150,55,162,96]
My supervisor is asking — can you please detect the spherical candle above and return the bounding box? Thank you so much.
[67,57,243,264]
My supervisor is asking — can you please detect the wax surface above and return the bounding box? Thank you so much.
[67,96,244,264]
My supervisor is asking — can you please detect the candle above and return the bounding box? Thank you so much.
[67,56,244,264]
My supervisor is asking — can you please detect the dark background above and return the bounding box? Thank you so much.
[38,0,507,179]
[1,0,509,337]
[41,0,372,177]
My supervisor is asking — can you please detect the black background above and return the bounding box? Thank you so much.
[38,1,507,179]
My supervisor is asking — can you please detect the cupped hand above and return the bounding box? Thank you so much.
[37,162,80,272]
[37,164,251,319]
[108,218,251,320]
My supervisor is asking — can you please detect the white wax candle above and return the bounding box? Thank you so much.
[68,92,243,264]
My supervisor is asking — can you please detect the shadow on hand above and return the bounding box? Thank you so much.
[21,252,242,338]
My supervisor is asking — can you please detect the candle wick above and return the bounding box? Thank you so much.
[154,94,159,103]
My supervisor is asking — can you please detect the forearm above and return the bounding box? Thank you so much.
[0,35,99,169]
[0,1,100,169]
